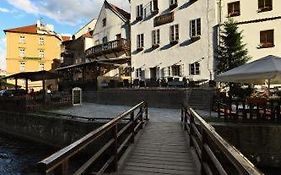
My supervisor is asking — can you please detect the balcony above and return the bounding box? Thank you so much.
[85,38,130,58]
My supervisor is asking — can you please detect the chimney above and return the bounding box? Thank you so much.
[37,20,41,27]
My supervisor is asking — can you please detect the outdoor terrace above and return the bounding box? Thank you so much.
[0,91,71,112]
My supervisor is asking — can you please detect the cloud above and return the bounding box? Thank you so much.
[5,0,130,26]
[0,7,11,13]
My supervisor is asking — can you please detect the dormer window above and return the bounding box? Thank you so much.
[102,18,106,27]
[228,1,240,17]
[258,0,272,12]
[136,4,143,21]
[169,0,178,10]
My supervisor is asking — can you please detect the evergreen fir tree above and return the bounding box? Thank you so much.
[217,19,250,74]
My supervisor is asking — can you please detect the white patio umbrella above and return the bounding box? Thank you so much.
[215,55,281,87]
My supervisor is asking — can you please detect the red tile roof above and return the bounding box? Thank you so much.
[4,24,37,34]
[62,36,71,41]
[107,2,130,21]
[83,31,92,38]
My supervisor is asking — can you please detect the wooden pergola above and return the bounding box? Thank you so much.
[2,70,61,101]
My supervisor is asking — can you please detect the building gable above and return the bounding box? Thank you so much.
[93,1,129,37]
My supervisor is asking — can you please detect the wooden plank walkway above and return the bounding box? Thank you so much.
[119,122,198,175]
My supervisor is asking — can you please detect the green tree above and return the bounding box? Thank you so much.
[217,19,251,98]
[217,19,250,74]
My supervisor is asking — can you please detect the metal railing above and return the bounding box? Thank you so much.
[38,101,148,175]
[85,38,130,58]
[181,105,264,175]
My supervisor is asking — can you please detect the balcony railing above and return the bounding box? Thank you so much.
[85,38,130,58]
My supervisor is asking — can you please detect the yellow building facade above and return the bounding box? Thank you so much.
[4,22,64,90]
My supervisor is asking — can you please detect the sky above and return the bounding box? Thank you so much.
[0,0,130,71]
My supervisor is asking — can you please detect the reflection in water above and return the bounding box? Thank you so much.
[0,134,55,175]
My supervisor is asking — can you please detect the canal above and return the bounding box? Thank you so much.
[0,134,55,175]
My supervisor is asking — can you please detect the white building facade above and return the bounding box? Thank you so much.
[130,0,218,82]
[85,1,131,80]
[220,0,281,61]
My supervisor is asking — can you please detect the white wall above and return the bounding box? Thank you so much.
[131,0,218,81]
[92,4,129,45]
[74,19,97,39]
[221,0,281,61]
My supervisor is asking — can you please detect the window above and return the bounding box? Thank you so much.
[170,0,177,6]
[19,35,25,43]
[190,18,201,38]
[172,65,181,76]
[39,49,45,58]
[144,0,158,18]
[190,62,200,75]
[136,68,142,78]
[258,0,272,12]
[20,62,25,72]
[152,29,160,47]
[102,18,106,27]
[170,24,179,44]
[137,34,144,50]
[39,37,44,45]
[102,36,108,44]
[228,1,240,17]
[136,4,143,20]
[39,63,44,71]
[19,48,25,57]
[260,30,274,48]
[170,0,178,9]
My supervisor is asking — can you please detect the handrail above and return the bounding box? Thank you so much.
[181,105,264,175]
[85,38,130,57]
[38,101,148,175]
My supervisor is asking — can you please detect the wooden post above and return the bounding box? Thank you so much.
[184,108,188,131]
[181,107,183,122]
[201,130,207,175]
[130,112,135,143]
[112,125,118,172]
[140,107,144,129]
[54,159,69,175]
[15,78,18,90]
[189,111,194,148]
[25,78,28,94]
[145,103,149,121]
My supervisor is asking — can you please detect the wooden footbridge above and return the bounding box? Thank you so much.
[38,102,264,175]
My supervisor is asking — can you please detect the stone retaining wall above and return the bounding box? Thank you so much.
[83,88,215,109]
[213,123,281,168]
[0,111,104,148]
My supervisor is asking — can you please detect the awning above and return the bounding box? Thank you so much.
[215,55,281,84]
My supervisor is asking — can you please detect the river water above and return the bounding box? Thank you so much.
[0,134,55,175]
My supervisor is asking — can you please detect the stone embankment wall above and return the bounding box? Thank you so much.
[0,111,104,148]
[213,123,281,168]
[84,88,215,110]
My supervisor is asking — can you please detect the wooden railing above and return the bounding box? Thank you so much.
[38,101,148,175]
[217,97,281,121]
[181,106,264,175]
[85,38,130,58]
